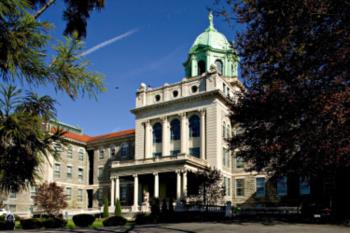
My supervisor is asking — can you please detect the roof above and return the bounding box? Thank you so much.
[63,129,135,143]
[190,12,231,52]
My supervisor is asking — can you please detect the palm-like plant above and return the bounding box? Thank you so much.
[0,85,64,193]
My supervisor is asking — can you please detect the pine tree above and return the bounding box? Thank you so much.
[103,197,109,218]
[114,199,122,217]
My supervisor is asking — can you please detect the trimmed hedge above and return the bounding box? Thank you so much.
[41,217,67,228]
[20,218,43,229]
[0,221,15,230]
[72,214,95,227]
[102,216,127,226]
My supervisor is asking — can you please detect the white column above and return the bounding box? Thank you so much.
[133,174,139,211]
[180,113,188,154]
[154,172,159,198]
[116,176,120,200]
[110,177,115,207]
[162,117,169,156]
[176,170,181,200]
[182,171,187,198]
[200,109,206,160]
[144,121,151,158]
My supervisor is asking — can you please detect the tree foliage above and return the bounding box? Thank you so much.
[187,168,225,206]
[114,198,121,217]
[0,0,105,99]
[34,182,68,216]
[0,85,64,192]
[215,0,350,178]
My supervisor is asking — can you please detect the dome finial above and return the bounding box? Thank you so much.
[207,11,215,32]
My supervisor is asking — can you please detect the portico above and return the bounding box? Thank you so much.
[109,154,207,212]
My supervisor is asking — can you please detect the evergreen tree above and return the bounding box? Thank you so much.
[114,199,122,217]
[103,197,109,218]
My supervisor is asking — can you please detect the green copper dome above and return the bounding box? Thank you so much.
[190,12,231,52]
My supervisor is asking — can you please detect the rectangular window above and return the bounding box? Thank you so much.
[152,152,162,158]
[78,168,83,183]
[67,146,73,159]
[67,166,72,179]
[9,191,16,199]
[189,147,200,158]
[236,179,245,197]
[66,187,72,200]
[224,177,231,196]
[8,205,16,213]
[277,176,288,196]
[256,177,266,197]
[79,149,84,161]
[299,178,311,195]
[236,156,244,169]
[98,167,103,178]
[121,144,129,157]
[170,150,180,156]
[30,186,37,199]
[54,163,60,178]
[77,189,83,202]
[99,149,104,160]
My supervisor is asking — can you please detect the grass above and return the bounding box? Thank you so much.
[91,219,104,228]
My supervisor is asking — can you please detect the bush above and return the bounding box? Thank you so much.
[135,213,156,225]
[150,198,160,216]
[20,218,43,229]
[0,220,15,230]
[72,214,95,227]
[102,216,127,226]
[41,217,67,228]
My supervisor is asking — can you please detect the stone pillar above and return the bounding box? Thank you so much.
[162,117,169,156]
[144,121,151,158]
[110,177,115,207]
[176,170,181,200]
[132,174,139,212]
[116,176,120,200]
[154,172,159,198]
[180,113,188,155]
[200,109,206,160]
[182,171,187,198]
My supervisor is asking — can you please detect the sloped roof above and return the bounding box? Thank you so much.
[63,129,135,143]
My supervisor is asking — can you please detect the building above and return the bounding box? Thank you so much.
[2,13,311,217]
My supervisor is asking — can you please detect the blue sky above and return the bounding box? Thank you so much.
[34,0,241,135]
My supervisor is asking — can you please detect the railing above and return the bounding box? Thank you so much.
[112,154,208,168]
[239,206,300,216]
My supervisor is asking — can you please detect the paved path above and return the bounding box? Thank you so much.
[4,222,350,233]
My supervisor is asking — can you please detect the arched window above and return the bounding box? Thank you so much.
[170,119,180,140]
[189,115,200,137]
[153,122,162,143]
[198,60,206,75]
[121,143,129,158]
[226,124,231,139]
[215,59,223,75]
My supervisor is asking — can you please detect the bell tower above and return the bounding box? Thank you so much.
[183,12,238,79]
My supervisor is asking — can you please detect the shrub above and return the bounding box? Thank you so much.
[72,214,95,227]
[0,215,4,221]
[103,197,109,218]
[0,220,15,230]
[114,199,122,216]
[41,217,67,228]
[20,218,43,229]
[150,198,160,216]
[161,199,168,213]
[102,216,126,226]
[134,213,156,225]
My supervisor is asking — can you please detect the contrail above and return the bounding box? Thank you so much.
[79,28,138,57]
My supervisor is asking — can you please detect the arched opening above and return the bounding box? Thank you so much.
[189,115,200,138]
[170,119,180,141]
[152,122,162,143]
[197,60,206,75]
[215,59,223,75]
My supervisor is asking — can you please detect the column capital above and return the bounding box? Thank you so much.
[161,116,168,122]
[110,176,115,181]
[181,169,187,174]
[153,172,159,176]
[175,169,181,174]
[199,108,206,115]
[133,174,138,178]
[179,112,187,118]
[143,120,151,127]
